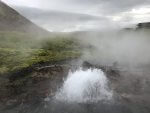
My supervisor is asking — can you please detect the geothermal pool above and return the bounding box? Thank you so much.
[55,68,113,103]
[1,67,150,113]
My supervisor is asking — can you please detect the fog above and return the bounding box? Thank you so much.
[12,6,116,32]
[1,1,150,113]
[75,29,150,68]
[3,0,150,32]
[2,0,150,69]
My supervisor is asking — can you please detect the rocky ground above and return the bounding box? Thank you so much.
[0,59,150,113]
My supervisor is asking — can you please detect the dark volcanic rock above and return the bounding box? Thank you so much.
[137,22,150,29]
[1,60,150,113]
[0,59,80,108]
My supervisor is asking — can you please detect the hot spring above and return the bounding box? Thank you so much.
[55,68,113,103]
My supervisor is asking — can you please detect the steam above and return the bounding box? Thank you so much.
[78,29,150,68]
[55,68,113,103]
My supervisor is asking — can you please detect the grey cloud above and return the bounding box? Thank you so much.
[4,0,150,31]
[15,7,102,22]
[14,6,110,31]
[64,0,150,14]
[4,0,150,15]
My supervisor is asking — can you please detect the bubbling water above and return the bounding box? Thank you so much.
[55,68,113,103]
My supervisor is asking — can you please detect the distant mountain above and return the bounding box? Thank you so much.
[14,6,107,32]
[0,1,49,35]
[137,22,150,29]
[15,6,101,22]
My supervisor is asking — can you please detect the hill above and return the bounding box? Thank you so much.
[0,1,49,35]
[137,22,150,29]
[0,1,81,74]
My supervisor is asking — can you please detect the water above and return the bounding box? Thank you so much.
[55,68,113,103]
[2,68,150,113]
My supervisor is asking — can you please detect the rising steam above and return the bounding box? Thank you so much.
[77,29,150,68]
[55,68,113,103]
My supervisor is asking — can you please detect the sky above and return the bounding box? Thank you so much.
[2,0,150,32]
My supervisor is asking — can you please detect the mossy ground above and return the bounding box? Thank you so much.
[0,31,81,74]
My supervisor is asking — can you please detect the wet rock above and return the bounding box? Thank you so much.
[82,61,120,79]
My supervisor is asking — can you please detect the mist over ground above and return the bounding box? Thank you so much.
[75,29,150,69]
[1,0,150,113]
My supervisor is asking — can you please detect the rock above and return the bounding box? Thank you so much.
[137,22,150,29]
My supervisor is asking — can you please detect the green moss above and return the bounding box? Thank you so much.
[0,66,9,74]
[0,31,81,74]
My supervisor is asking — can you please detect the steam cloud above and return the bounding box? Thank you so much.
[78,29,150,68]
[55,68,113,103]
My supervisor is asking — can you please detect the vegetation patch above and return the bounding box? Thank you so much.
[0,32,81,74]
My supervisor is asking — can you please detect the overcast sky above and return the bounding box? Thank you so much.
[2,0,150,32]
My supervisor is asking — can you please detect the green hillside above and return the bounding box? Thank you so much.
[0,1,81,75]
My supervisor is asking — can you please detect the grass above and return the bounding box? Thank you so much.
[0,31,81,74]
